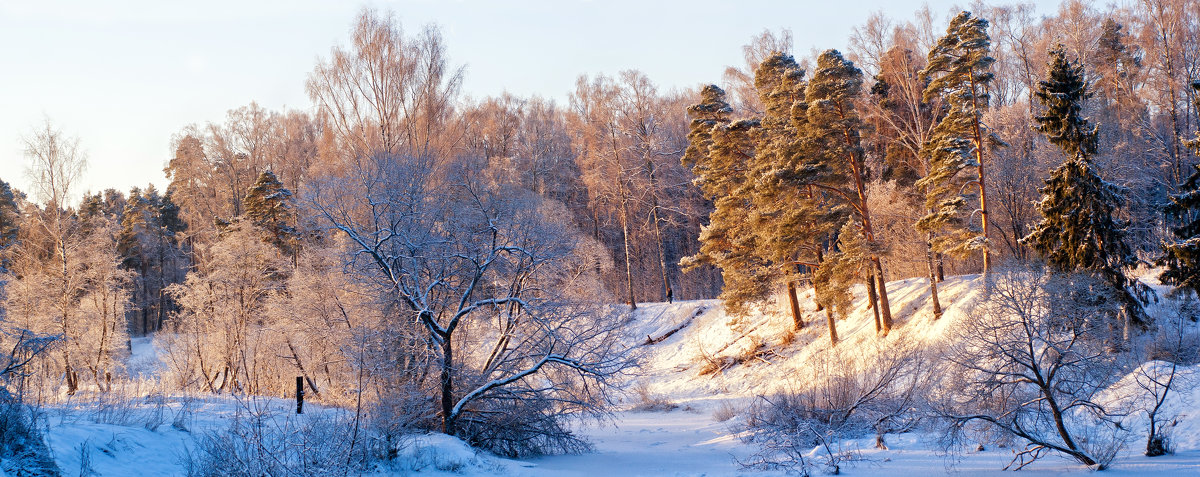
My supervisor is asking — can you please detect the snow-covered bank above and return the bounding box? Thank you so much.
[33,271,1200,475]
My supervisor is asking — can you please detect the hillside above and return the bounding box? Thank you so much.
[25,272,1200,476]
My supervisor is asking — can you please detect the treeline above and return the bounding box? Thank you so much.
[681,0,1200,343]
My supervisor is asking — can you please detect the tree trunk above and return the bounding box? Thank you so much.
[968,72,991,274]
[926,237,943,320]
[619,199,637,311]
[611,130,637,311]
[866,268,882,333]
[440,333,455,435]
[826,308,839,346]
[646,156,672,302]
[936,253,945,282]
[787,281,804,330]
[873,258,894,334]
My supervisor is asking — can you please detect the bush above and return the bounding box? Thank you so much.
[185,397,363,477]
[736,342,928,475]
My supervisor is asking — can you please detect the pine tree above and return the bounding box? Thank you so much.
[746,52,823,329]
[244,170,298,258]
[812,221,870,346]
[1023,46,1144,326]
[681,117,768,315]
[681,85,734,198]
[1160,81,1200,296]
[918,11,996,272]
[803,49,894,334]
[0,180,20,270]
[681,85,773,314]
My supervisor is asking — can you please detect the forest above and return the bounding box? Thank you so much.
[2,0,1200,475]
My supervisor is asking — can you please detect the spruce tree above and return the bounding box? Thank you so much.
[918,11,996,272]
[244,170,298,257]
[0,179,19,271]
[1023,46,1144,326]
[1160,81,1200,296]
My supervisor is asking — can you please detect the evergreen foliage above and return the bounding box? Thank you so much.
[1160,81,1200,296]
[244,170,298,257]
[1023,46,1143,325]
[0,180,19,268]
[917,11,995,266]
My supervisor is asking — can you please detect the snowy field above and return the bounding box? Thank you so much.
[28,274,1200,476]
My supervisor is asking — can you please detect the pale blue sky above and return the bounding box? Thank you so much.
[0,0,1061,201]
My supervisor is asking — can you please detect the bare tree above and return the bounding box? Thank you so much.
[939,264,1128,470]
[309,153,634,453]
[306,8,464,162]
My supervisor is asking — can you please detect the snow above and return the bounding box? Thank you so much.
[28,271,1200,475]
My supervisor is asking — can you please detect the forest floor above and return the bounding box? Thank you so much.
[27,272,1200,476]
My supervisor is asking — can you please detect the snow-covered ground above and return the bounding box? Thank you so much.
[34,273,1200,475]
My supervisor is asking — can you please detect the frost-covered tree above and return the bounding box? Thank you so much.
[310,153,633,450]
[1160,81,1200,296]
[244,170,298,258]
[918,11,996,272]
[804,49,894,334]
[167,221,287,394]
[942,266,1127,470]
[1023,46,1143,327]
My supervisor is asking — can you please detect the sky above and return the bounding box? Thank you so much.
[0,0,1063,203]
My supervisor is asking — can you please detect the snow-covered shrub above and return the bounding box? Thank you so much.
[0,328,61,476]
[629,381,677,412]
[185,398,363,477]
[737,341,929,474]
[712,401,740,422]
[0,402,58,476]
[455,392,592,458]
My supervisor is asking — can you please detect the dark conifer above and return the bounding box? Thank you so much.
[1023,46,1144,327]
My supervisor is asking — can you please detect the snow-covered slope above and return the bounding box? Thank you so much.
[628,274,985,401]
[33,272,1200,476]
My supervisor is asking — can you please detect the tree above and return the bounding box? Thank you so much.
[1023,46,1144,329]
[1160,82,1200,296]
[243,170,298,258]
[0,180,20,272]
[941,265,1126,470]
[869,42,948,319]
[15,121,93,394]
[570,74,641,310]
[919,11,996,272]
[118,186,186,334]
[681,85,778,314]
[168,221,287,394]
[309,153,633,447]
[306,8,464,161]
[804,49,894,334]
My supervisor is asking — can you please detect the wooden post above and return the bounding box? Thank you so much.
[296,376,304,414]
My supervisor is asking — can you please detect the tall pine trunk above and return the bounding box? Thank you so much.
[866,268,881,333]
[787,281,804,330]
[926,236,943,319]
[825,308,838,346]
[968,72,992,273]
